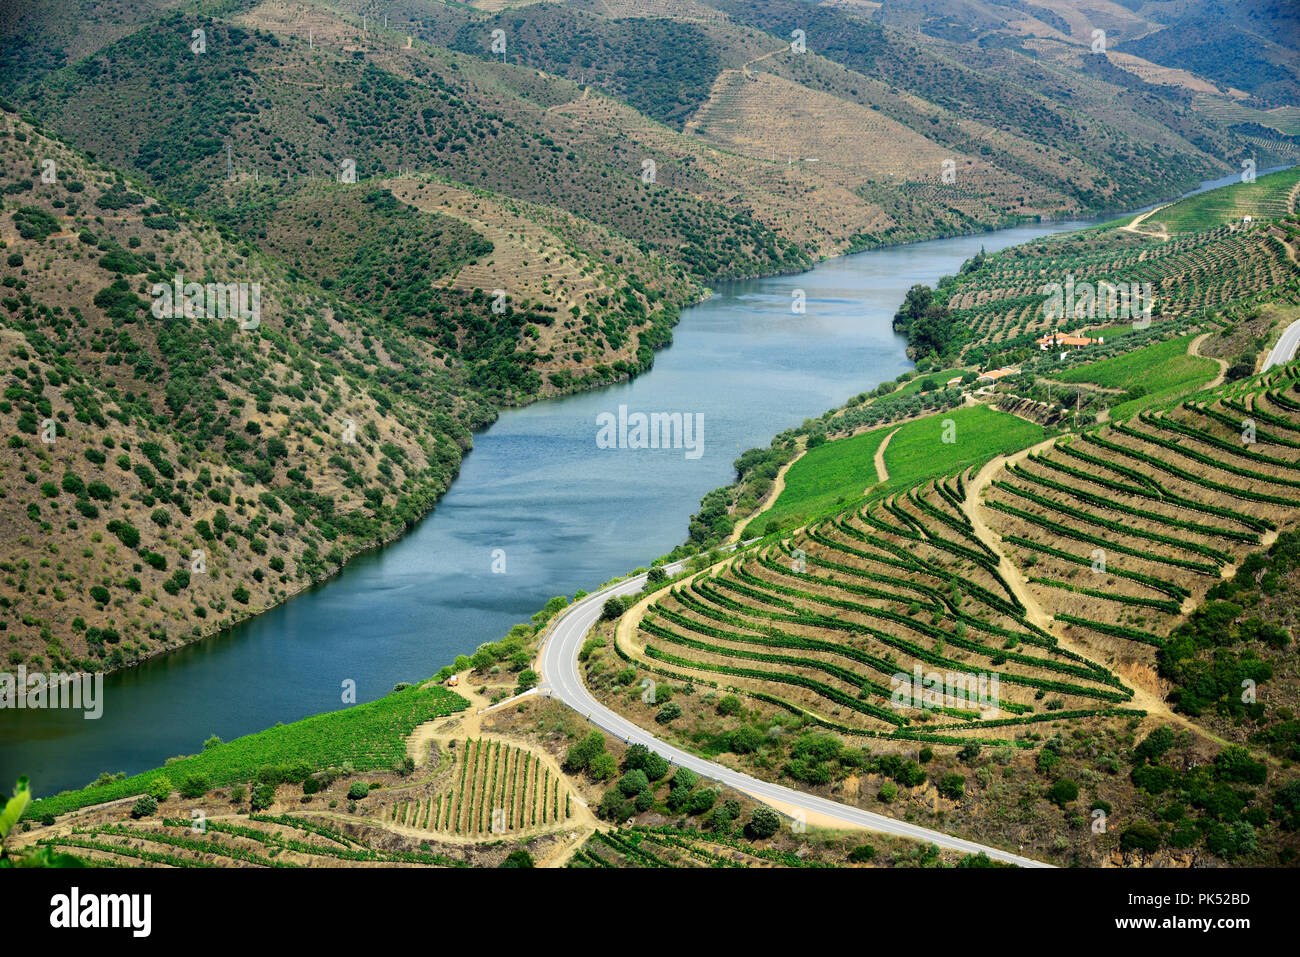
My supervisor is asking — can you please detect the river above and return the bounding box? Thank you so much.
[2,168,1268,795]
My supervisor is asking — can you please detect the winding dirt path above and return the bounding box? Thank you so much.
[960,438,1178,720]
[728,447,806,544]
[1121,204,1170,242]
[872,427,900,486]
[1189,331,1229,389]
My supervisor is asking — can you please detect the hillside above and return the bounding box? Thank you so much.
[0,112,504,673]
[4,0,1275,278]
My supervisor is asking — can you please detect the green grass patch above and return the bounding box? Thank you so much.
[761,425,894,531]
[29,684,468,819]
[882,368,970,401]
[1054,334,1219,419]
[882,405,1045,490]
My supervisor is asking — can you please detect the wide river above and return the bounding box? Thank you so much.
[3,169,1260,795]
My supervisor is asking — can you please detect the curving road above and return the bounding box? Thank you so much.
[1264,317,1300,371]
[537,558,1052,868]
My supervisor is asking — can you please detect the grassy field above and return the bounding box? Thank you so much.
[882,405,1045,489]
[1054,335,1219,420]
[762,406,1043,532]
[884,368,971,400]
[29,684,468,818]
[1148,167,1300,234]
[761,425,894,531]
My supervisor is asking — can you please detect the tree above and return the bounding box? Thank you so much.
[745,806,781,840]
[565,732,605,772]
[618,769,650,797]
[729,725,763,754]
[624,743,652,770]
[601,596,627,620]
[130,795,157,819]
[588,753,617,782]
[687,788,718,815]
[716,694,741,716]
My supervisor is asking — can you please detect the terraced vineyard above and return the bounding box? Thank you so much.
[981,364,1300,665]
[570,825,824,868]
[35,814,468,868]
[1146,167,1300,234]
[385,738,571,837]
[631,469,1139,744]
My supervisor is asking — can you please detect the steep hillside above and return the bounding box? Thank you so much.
[0,112,495,673]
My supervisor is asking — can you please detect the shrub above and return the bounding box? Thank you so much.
[500,849,534,868]
[848,844,877,863]
[564,731,605,772]
[716,694,741,716]
[250,783,276,811]
[347,782,369,800]
[130,795,157,819]
[1046,779,1079,808]
[1119,822,1162,854]
[939,774,966,800]
[179,774,209,799]
[600,596,627,620]
[146,776,172,801]
[618,770,649,797]
[745,806,781,840]
[588,753,617,782]
[878,781,898,803]
[655,702,682,723]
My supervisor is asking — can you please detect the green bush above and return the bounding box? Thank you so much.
[1046,779,1079,808]
[130,795,157,819]
[500,849,534,868]
[848,844,876,863]
[716,694,741,716]
[745,806,781,840]
[347,782,369,800]
[1119,821,1162,854]
[250,783,276,811]
[655,702,682,723]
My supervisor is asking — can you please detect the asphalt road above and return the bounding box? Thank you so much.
[537,558,1053,868]
[1264,317,1300,371]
